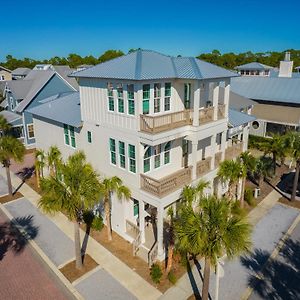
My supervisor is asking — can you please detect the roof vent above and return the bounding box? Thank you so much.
[278,52,293,78]
[284,51,291,61]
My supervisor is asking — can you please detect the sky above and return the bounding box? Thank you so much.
[2,0,300,61]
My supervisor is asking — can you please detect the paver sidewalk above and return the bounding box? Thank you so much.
[0,167,161,300]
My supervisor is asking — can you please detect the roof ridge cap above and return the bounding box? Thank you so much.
[189,57,202,79]
[135,50,142,80]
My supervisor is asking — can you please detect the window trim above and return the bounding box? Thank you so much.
[128,144,136,173]
[87,130,92,143]
[27,123,35,139]
[109,138,117,165]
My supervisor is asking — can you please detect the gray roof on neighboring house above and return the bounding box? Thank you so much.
[12,67,31,76]
[228,108,256,127]
[71,50,238,80]
[6,79,33,100]
[230,76,300,104]
[0,66,11,73]
[0,110,22,124]
[28,92,81,127]
[235,62,274,70]
[0,99,8,108]
[53,65,79,90]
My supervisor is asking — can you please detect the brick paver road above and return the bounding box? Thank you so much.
[0,210,74,300]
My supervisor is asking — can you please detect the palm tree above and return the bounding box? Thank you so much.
[47,146,61,177]
[100,176,131,241]
[0,136,25,196]
[39,151,102,269]
[218,160,241,200]
[0,115,11,136]
[175,196,251,300]
[239,152,256,207]
[166,206,175,274]
[35,149,45,188]
[286,132,300,201]
[254,156,273,187]
[181,180,209,207]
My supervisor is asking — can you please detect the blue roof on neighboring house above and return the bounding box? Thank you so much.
[235,62,274,70]
[230,76,300,104]
[70,50,238,80]
[228,108,256,127]
[28,92,81,127]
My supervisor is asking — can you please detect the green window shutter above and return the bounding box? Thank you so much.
[154,155,160,168]
[119,141,125,168]
[143,100,149,114]
[165,83,171,96]
[64,124,70,145]
[87,131,92,143]
[129,144,136,173]
[69,126,76,148]
[110,138,116,165]
[118,98,124,113]
[164,152,170,164]
[133,199,139,216]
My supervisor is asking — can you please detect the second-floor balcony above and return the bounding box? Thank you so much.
[225,142,243,160]
[196,156,212,177]
[140,105,225,134]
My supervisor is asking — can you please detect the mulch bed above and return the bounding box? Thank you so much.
[0,192,23,204]
[25,174,41,194]
[59,254,98,283]
[279,197,300,210]
[82,224,187,292]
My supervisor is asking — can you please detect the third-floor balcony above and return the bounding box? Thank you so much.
[140,105,226,134]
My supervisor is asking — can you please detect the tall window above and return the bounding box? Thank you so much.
[27,124,35,139]
[184,83,191,109]
[128,144,136,173]
[154,145,161,169]
[64,124,76,147]
[87,131,92,143]
[107,82,114,111]
[164,82,171,111]
[127,84,135,115]
[109,138,116,165]
[143,146,151,173]
[119,141,125,168]
[164,141,171,164]
[154,83,161,113]
[133,199,139,216]
[117,84,124,113]
[142,84,150,114]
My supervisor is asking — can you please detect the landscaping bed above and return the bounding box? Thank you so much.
[59,254,98,283]
[0,192,23,204]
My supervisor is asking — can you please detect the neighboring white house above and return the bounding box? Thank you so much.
[29,50,255,263]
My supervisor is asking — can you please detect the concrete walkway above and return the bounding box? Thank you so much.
[0,167,161,300]
[161,187,295,300]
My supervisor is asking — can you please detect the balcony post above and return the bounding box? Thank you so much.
[221,130,227,161]
[157,206,164,259]
[138,200,145,243]
[193,81,201,126]
[210,134,216,170]
[191,140,198,180]
[212,82,219,121]
[224,80,230,118]
[242,125,249,152]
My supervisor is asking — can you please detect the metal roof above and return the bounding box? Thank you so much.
[228,108,256,127]
[28,92,81,127]
[53,65,79,90]
[235,62,274,70]
[0,110,22,124]
[6,80,33,100]
[0,66,11,73]
[70,50,238,80]
[12,67,31,76]
[230,76,300,104]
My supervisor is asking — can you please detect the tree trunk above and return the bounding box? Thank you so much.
[202,257,211,300]
[5,162,13,196]
[258,175,263,188]
[35,166,40,188]
[273,153,276,175]
[291,162,300,202]
[50,165,55,177]
[74,221,82,269]
[166,245,174,273]
[105,197,112,241]
[240,178,246,208]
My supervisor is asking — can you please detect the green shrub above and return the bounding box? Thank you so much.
[167,270,177,284]
[150,263,163,284]
[244,188,256,207]
[91,215,104,231]
[248,135,269,150]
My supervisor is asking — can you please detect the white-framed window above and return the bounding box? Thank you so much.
[154,145,161,169]
[128,144,136,173]
[142,84,150,114]
[143,146,151,173]
[184,83,191,109]
[109,138,116,165]
[87,131,92,143]
[107,82,114,111]
[154,83,161,113]
[164,141,171,164]
[127,84,135,115]
[164,82,171,111]
[117,83,124,113]
[64,124,76,148]
[119,141,125,168]
[27,124,35,139]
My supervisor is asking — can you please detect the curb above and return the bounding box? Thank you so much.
[0,203,84,300]
[241,212,300,300]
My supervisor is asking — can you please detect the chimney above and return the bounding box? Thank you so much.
[278,51,293,77]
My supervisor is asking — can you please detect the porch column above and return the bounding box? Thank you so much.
[224,80,230,118]
[157,206,164,259]
[193,81,200,126]
[136,83,143,131]
[212,82,219,121]
[210,134,216,170]
[221,130,227,161]
[139,200,145,243]
[242,125,249,152]
[191,140,198,180]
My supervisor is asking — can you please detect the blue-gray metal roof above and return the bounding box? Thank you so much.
[235,62,274,70]
[70,50,238,80]
[0,110,22,125]
[228,108,256,127]
[28,92,81,127]
[230,76,300,104]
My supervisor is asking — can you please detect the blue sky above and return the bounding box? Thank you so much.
[2,0,300,61]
